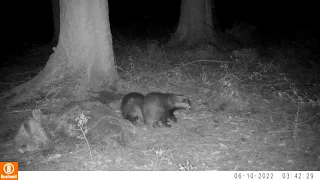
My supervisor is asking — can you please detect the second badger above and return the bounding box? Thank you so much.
[121,92,144,125]
[121,92,191,128]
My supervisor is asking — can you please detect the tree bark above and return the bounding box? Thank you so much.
[4,0,118,106]
[170,0,215,45]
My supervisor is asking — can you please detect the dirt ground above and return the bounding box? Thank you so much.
[1,45,320,171]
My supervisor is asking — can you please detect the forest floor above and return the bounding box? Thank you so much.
[1,41,320,171]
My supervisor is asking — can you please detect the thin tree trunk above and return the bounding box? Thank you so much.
[170,0,215,45]
[51,0,60,44]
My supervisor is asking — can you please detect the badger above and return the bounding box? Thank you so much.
[120,92,144,125]
[142,92,191,128]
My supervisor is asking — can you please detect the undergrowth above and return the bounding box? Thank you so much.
[114,23,320,136]
[111,30,320,167]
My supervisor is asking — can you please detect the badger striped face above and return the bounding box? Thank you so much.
[173,95,192,110]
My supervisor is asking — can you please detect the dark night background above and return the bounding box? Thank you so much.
[2,0,319,59]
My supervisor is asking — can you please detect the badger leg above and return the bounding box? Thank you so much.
[159,111,171,128]
[126,115,138,124]
[132,116,140,124]
[167,109,177,123]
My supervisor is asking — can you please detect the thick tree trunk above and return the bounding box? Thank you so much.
[170,0,215,45]
[4,0,118,106]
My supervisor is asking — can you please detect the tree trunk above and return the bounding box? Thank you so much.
[4,0,118,106]
[51,0,60,44]
[170,0,215,45]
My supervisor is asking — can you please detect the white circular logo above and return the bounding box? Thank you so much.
[3,163,14,174]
